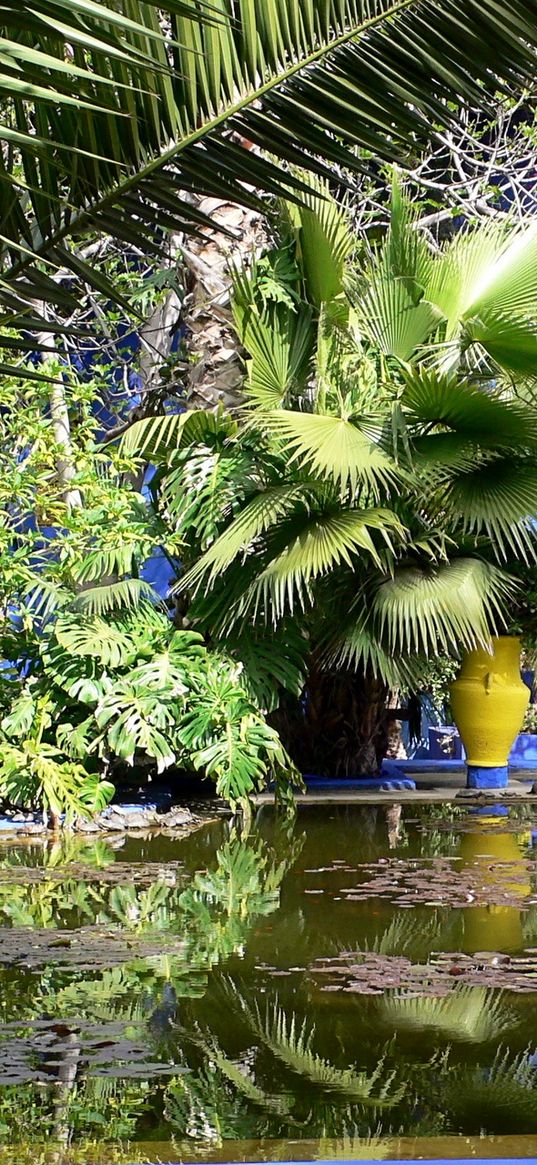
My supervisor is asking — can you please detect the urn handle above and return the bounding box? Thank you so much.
[484,671,495,694]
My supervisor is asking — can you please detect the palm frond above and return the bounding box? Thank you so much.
[373,558,512,654]
[356,272,441,360]
[462,308,537,376]
[242,508,404,620]
[178,483,322,592]
[226,623,308,711]
[402,370,537,448]
[283,173,355,307]
[20,574,71,621]
[70,577,160,614]
[162,444,257,548]
[7,0,537,321]
[256,410,400,497]
[73,543,140,584]
[322,609,418,685]
[424,219,506,336]
[119,409,235,460]
[447,461,537,561]
[384,171,435,302]
[464,220,537,323]
[237,306,315,409]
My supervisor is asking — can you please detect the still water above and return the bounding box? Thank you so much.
[2,804,537,1162]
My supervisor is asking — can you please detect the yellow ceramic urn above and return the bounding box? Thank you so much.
[450,636,528,775]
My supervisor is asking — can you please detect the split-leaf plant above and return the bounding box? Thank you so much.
[0,365,297,821]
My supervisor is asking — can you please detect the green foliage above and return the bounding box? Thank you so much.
[439,1044,537,1133]
[380,987,513,1044]
[0,738,113,825]
[0,367,298,816]
[142,182,537,703]
[2,607,296,811]
[6,0,537,348]
[236,997,404,1106]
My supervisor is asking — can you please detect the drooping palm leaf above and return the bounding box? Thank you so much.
[321,607,419,685]
[6,0,537,322]
[446,461,537,561]
[373,558,512,654]
[402,371,537,449]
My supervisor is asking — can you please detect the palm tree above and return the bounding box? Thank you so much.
[4,0,537,337]
[125,182,537,774]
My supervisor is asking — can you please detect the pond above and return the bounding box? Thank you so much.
[2,804,537,1163]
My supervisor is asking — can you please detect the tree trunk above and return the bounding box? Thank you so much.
[385,689,408,759]
[48,378,83,510]
[182,197,265,411]
[37,320,82,511]
[272,666,390,778]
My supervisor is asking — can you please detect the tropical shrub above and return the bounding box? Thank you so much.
[1,604,295,816]
[125,180,537,774]
[0,369,298,818]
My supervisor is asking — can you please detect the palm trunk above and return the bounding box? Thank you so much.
[272,666,390,778]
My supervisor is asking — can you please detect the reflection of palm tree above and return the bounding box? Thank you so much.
[165,987,405,1149]
[0,825,303,1150]
[438,1044,537,1134]
[379,986,514,1044]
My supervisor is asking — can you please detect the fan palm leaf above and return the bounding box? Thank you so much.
[256,410,401,497]
[241,507,405,619]
[283,173,355,307]
[180,483,324,591]
[373,558,512,654]
[402,370,537,449]
[357,272,441,360]
[446,461,537,561]
[237,307,315,410]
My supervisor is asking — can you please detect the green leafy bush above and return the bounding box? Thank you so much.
[1,606,295,816]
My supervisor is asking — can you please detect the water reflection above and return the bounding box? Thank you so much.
[0,823,304,1155]
[2,807,537,1159]
[460,815,531,954]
